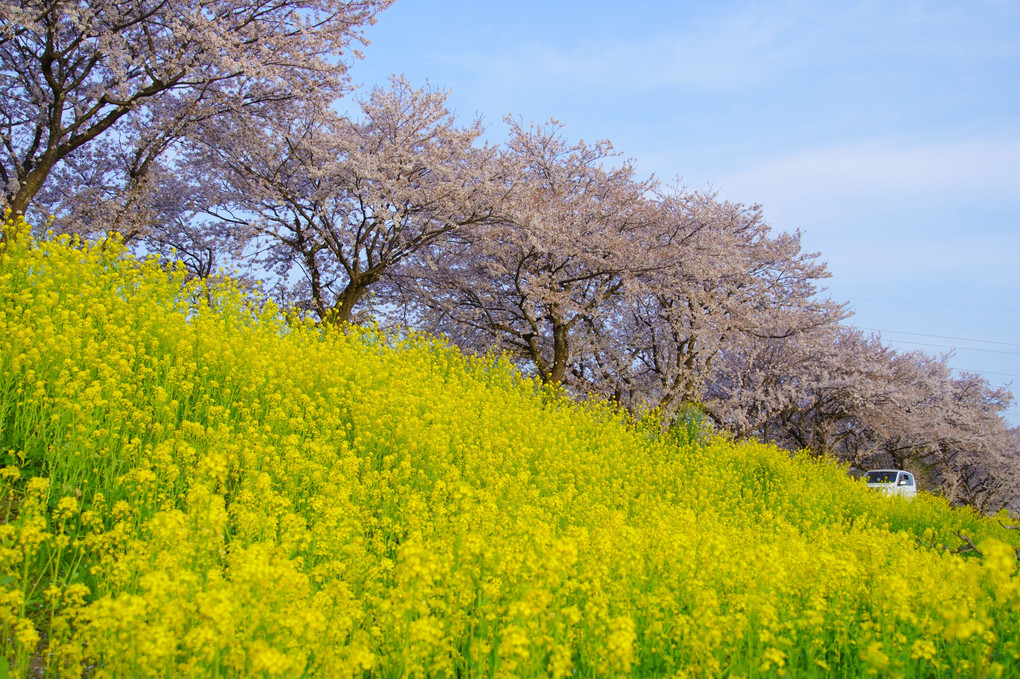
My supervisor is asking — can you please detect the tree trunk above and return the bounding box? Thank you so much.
[549,322,570,384]
[7,160,57,218]
[326,281,368,326]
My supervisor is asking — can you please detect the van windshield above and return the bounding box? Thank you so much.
[865,471,898,484]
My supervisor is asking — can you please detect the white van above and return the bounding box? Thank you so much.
[864,469,917,498]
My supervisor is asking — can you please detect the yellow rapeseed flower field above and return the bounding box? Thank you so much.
[1,217,1019,677]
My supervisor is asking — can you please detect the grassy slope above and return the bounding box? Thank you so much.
[1,225,1019,677]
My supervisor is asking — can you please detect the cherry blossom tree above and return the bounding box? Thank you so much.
[31,96,206,242]
[706,322,1019,510]
[194,78,498,324]
[586,188,845,416]
[0,0,391,222]
[921,371,1017,511]
[961,426,1020,514]
[402,118,654,385]
[401,122,845,414]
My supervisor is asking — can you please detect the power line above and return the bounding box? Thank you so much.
[880,338,1020,356]
[861,328,1020,348]
[852,297,1020,314]
[955,369,1020,379]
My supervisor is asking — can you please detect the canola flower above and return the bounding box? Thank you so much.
[0,217,1019,677]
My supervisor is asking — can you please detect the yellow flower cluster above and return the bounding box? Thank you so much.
[1,218,1020,677]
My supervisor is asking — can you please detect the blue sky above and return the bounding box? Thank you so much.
[345,0,1020,424]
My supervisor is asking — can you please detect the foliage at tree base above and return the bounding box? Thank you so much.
[2,219,1020,677]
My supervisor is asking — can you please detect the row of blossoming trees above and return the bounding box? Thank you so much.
[2,0,1017,511]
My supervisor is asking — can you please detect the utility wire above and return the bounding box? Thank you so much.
[852,297,1020,314]
[860,328,1020,348]
[880,338,1020,356]
[955,369,1020,379]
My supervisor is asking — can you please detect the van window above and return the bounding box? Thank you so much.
[865,471,897,484]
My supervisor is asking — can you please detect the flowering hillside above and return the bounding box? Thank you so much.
[1,221,1019,677]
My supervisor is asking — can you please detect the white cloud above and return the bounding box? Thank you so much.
[461,4,809,93]
[717,138,1020,207]
[520,20,795,90]
[708,138,1020,290]
[457,0,1020,95]
[819,231,1020,283]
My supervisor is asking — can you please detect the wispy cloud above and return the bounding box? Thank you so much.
[711,137,1020,289]
[452,0,1019,96]
[718,138,1020,205]
[821,230,1020,284]
[490,17,797,91]
[464,9,803,93]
